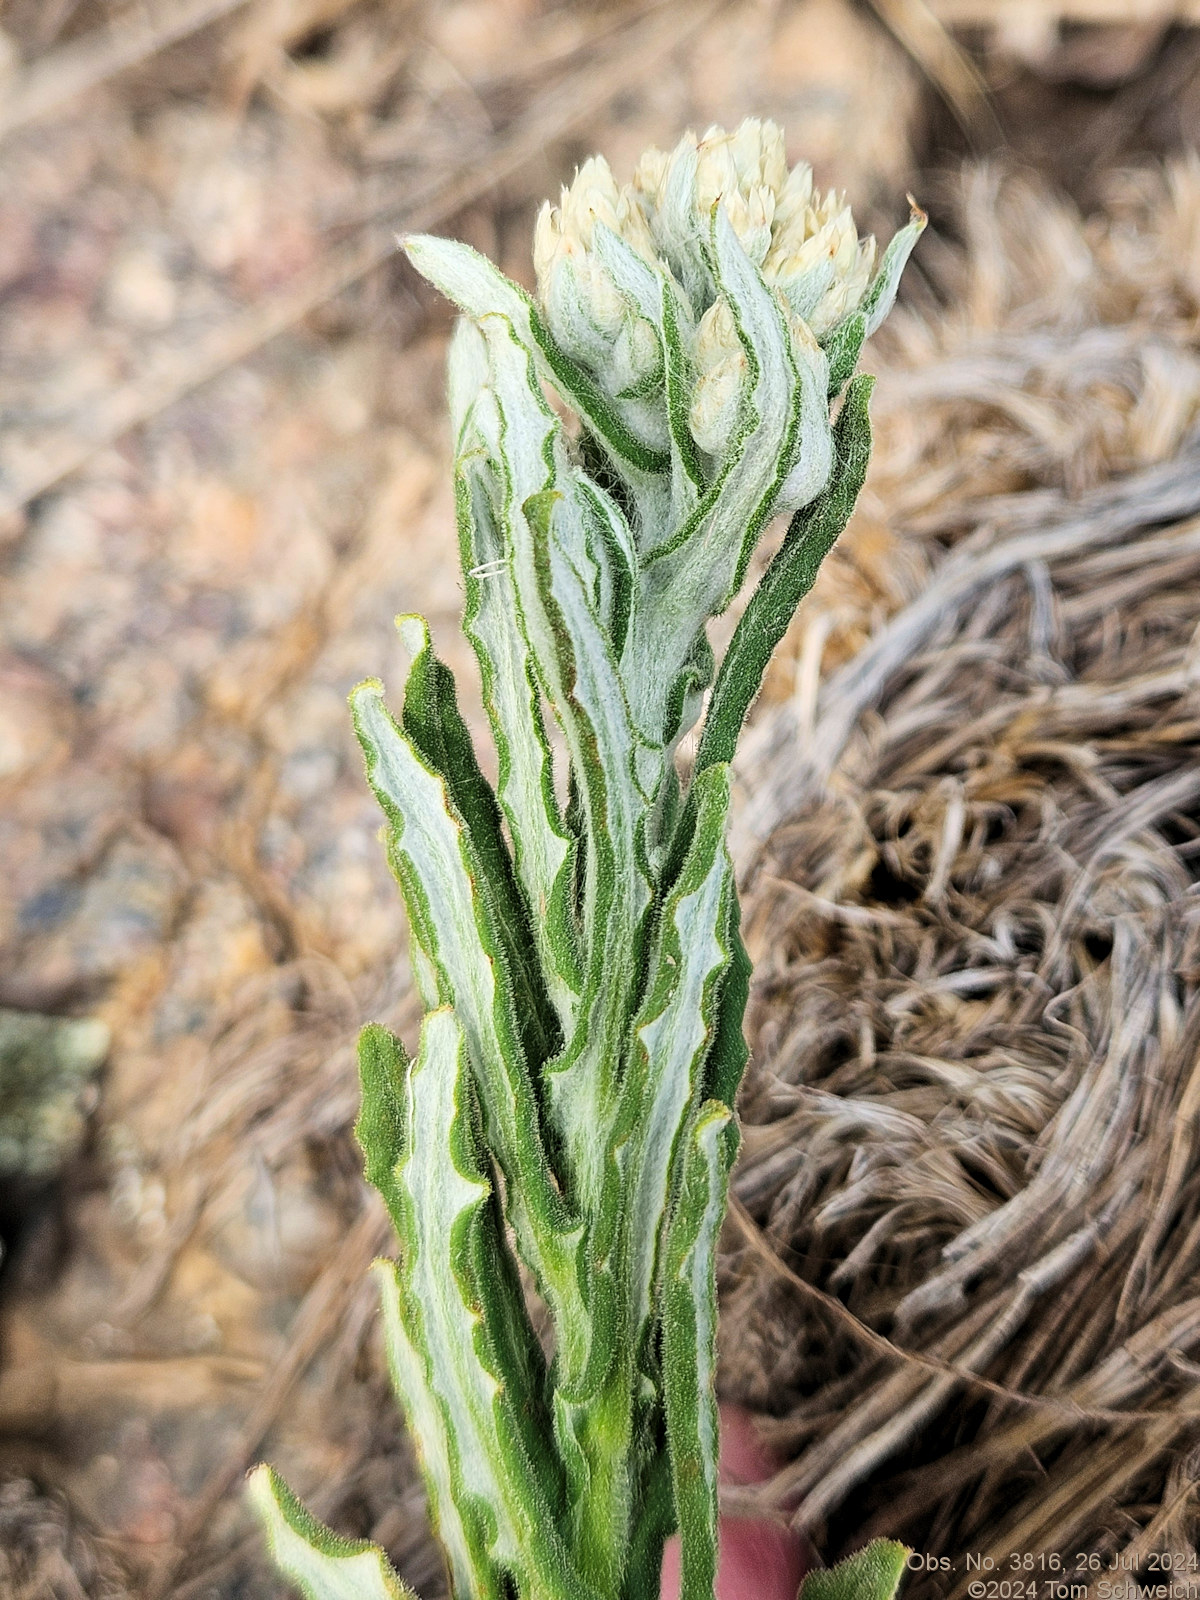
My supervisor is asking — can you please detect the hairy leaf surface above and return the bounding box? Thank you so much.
[248,1467,416,1600]
[263,122,919,1600]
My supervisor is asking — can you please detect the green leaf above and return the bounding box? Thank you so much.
[576,474,636,660]
[620,1436,676,1600]
[824,311,867,397]
[614,765,735,1353]
[355,1022,407,1236]
[453,436,583,1026]
[403,233,536,348]
[799,1541,911,1600]
[703,891,752,1111]
[376,1261,502,1600]
[446,313,492,451]
[622,207,828,750]
[402,232,670,479]
[549,767,734,1595]
[386,1008,599,1600]
[861,204,926,337]
[394,612,557,1067]
[695,372,875,775]
[247,1465,417,1600]
[351,675,534,1186]
[659,272,705,512]
[356,1015,543,1600]
[518,487,654,1177]
[350,678,589,1372]
[661,1100,739,1600]
[479,315,657,1204]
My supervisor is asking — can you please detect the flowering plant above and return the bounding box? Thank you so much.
[250,120,923,1600]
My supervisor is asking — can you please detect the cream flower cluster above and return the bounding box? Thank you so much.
[533,119,905,465]
[633,119,876,335]
[533,155,662,400]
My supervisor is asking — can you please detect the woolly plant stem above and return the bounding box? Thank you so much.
[250,119,924,1600]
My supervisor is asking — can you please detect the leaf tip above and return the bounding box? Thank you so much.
[395,613,431,661]
[399,232,432,264]
[348,676,385,708]
[798,1538,911,1600]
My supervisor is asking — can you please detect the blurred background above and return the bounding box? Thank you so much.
[1,1,1199,1596]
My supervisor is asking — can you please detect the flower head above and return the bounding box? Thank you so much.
[533,155,657,285]
[632,120,789,269]
[533,155,662,418]
[689,297,747,456]
[530,120,923,469]
[626,119,879,335]
[763,181,877,336]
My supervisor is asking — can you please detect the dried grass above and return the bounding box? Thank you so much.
[0,1477,128,1600]
[721,159,1200,1585]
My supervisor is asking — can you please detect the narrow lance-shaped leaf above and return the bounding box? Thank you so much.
[551,765,734,1587]
[862,204,926,337]
[376,1261,502,1600]
[481,314,656,1200]
[350,677,590,1369]
[523,487,656,1166]
[614,763,735,1353]
[623,206,827,750]
[403,233,671,484]
[247,1466,417,1600]
[351,672,534,1192]
[356,1022,499,1600]
[453,376,583,1023]
[696,372,876,776]
[702,892,753,1111]
[395,611,558,1067]
[799,1542,911,1600]
[355,1022,407,1236]
[659,271,705,519]
[387,1008,600,1600]
[824,310,867,398]
[621,1437,677,1600]
[575,470,637,661]
[823,203,926,394]
[661,1102,740,1600]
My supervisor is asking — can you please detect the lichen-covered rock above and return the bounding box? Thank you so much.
[0,1008,109,1182]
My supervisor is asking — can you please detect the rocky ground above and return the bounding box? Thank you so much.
[0,1,1196,1595]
